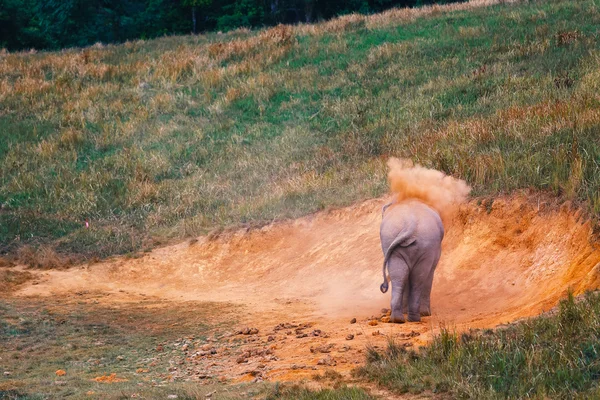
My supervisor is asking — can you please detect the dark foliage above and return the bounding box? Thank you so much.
[0,0,462,51]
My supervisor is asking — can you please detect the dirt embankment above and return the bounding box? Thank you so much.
[7,192,600,382]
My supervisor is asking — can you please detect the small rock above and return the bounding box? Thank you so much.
[310,343,334,353]
[267,335,275,342]
[350,318,357,324]
[249,328,259,335]
[3,371,11,376]
[236,356,247,364]
[368,320,378,326]
[55,369,66,376]
[167,396,178,399]
[317,355,337,366]
[381,316,391,323]
[201,344,213,351]
[156,345,164,352]
[296,333,308,338]
[117,355,125,361]
[345,334,354,340]
[338,345,351,352]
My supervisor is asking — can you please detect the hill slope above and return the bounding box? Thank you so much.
[2,0,600,262]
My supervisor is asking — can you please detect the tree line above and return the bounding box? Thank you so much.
[0,0,458,51]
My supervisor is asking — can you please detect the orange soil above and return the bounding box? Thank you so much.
[11,195,600,382]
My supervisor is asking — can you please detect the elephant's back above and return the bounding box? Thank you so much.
[381,200,444,247]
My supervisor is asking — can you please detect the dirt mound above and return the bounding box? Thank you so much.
[11,194,600,381]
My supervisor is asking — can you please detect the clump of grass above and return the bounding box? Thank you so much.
[265,383,374,400]
[358,291,600,398]
[3,0,600,263]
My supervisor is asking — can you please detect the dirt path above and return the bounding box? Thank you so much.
[9,195,600,384]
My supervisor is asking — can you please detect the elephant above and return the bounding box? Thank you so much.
[379,199,444,323]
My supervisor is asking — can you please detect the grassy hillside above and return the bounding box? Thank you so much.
[2,0,600,263]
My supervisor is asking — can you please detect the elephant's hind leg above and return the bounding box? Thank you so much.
[388,255,409,323]
[407,253,438,322]
[419,249,441,317]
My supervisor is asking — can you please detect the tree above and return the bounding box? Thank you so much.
[182,0,212,34]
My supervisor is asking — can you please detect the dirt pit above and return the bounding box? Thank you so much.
[10,194,600,383]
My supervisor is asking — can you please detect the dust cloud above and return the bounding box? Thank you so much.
[386,157,471,224]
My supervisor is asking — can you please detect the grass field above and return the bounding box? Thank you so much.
[2,0,600,263]
[358,292,600,399]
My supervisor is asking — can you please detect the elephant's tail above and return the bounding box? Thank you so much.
[380,221,416,294]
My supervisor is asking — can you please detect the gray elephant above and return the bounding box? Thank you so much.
[379,199,444,323]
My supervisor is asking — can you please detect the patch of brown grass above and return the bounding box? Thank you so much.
[0,268,33,292]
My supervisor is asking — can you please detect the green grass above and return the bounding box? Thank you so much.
[2,0,600,263]
[358,291,600,399]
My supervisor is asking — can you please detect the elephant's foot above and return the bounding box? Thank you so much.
[420,308,431,317]
[390,313,406,324]
[407,313,421,322]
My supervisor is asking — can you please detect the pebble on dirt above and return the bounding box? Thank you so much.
[350,318,357,324]
[346,334,354,340]
[238,327,259,335]
[317,355,337,366]
[368,320,378,326]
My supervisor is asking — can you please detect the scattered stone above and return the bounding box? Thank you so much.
[156,345,164,352]
[296,333,308,338]
[345,334,354,340]
[238,327,259,335]
[274,322,298,331]
[350,318,357,324]
[3,371,11,376]
[167,395,178,399]
[55,369,66,376]
[116,355,125,361]
[310,343,334,353]
[381,316,391,323]
[372,331,382,336]
[267,335,275,342]
[399,331,420,338]
[368,320,378,326]
[338,345,351,352]
[317,355,337,366]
